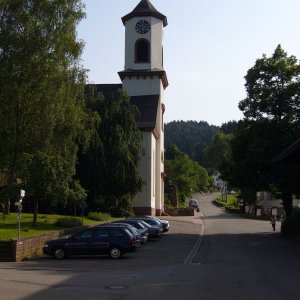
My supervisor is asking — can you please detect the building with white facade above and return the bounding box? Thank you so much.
[93,0,168,215]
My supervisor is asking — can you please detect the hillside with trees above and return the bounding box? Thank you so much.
[165,120,237,168]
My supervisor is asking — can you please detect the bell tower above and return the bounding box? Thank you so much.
[119,0,168,216]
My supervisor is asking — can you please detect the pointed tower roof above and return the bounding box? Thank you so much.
[122,0,168,27]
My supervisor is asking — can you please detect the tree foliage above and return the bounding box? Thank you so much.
[165,145,209,205]
[77,87,144,215]
[165,121,219,166]
[0,0,92,223]
[221,45,300,215]
[203,131,233,172]
[220,120,238,134]
[239,45,300,123]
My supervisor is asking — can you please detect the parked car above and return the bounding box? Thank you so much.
[43,225,137,259]
[188,199,199,209]
[138,215,170,232]
[130,218,163,238]
[114,220,149,242]
[97,223,142,247]
[109,222,148,245]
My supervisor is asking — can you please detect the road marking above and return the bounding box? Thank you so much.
[184,218,205,265]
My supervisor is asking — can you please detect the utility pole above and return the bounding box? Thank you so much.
[15,189,25,239]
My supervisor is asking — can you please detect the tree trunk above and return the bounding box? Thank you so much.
[172,184,178,208]
[32,199,38,226]
[282,191,293,216]
[4,196,10,214]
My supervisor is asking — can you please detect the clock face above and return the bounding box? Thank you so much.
[135,20,150,34]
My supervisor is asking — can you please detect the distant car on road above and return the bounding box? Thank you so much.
[188,199,199,209]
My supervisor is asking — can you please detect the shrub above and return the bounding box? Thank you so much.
[215,195,240,212]
[282,210,300,236]
[88,212,111,222]
[109,207,134,218]
[55,217,82,228]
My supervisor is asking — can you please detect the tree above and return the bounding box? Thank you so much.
[220,121,270,208]
[0,0,92,224]
[203,131,233,172]
[220,121,238,134]
[239,45,300,124]
[164,121,219,166]
[165,145,209,206]
[77,87,144,216]
[222,45,300,215]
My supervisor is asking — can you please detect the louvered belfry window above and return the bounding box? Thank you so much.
[135,39,150,63]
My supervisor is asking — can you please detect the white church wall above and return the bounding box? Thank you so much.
[124,17,151,70]
[150,17,163,70]
[124,16,163,71]
[132,132,156,209]
[153,82,166,214]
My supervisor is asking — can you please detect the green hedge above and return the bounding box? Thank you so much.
[87,212,111,222]
[215,195,240,212]
[55,217,82,228]
[282,210,300,236]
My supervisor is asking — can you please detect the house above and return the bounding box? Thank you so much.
[257,138,300,215]
[211,172,226,190]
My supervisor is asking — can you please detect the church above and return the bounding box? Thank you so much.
[93,0,168,216]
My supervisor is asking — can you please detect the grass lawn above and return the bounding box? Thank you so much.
[0,213,103,241]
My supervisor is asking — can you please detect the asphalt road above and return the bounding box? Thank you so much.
[1,193,300,300]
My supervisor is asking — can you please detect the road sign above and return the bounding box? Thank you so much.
[79,201,88,211]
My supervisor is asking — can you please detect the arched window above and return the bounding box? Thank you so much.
[135,39,150,63]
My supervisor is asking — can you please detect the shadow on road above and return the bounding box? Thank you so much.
[15,230,300,300]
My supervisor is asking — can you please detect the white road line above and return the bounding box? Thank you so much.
[184,218,205,265]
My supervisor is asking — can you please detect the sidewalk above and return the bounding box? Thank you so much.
[160,210,203,225]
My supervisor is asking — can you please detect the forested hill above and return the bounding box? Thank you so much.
[164,120,237,165]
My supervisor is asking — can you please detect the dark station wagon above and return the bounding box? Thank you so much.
[43,226,137,259]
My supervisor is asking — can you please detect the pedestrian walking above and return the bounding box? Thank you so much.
[270,215,276,231]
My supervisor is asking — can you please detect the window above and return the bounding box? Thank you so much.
[109,228,125,237]
[94,228,109,237]
[135,39,150,63]
[73,230,93,240]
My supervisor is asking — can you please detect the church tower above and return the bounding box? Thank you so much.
[119,0,168,216]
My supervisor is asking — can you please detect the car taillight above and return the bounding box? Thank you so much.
[127,237,136,245]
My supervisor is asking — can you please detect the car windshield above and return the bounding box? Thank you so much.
[141,219,159,225]
[123,228,133,237]
[138,220,151,228]
[125,221,146,229]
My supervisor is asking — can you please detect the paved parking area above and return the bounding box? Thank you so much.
[1,218,202,272]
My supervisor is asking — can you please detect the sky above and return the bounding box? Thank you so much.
[77,0,300,126]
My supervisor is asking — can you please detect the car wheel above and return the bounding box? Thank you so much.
[52,247,65,259]
[109,247,122,259]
